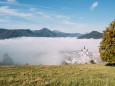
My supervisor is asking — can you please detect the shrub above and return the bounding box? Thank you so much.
[90,60,96,64]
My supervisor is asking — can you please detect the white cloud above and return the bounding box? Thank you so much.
[7,0,16,3]
[0,6,33,17]
[79,17,83,20]
[34,11,71,23]
[29,8,36,11]
[0,37,101,65]
[90,2,98,10]
[54,15,72,24]
[36,12,52,19]
[61,20,74,25]
[56,15,70,20]
[0,19,9,23]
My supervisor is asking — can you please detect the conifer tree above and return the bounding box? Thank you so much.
[99,20,115,62]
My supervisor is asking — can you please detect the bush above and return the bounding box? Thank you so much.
[90,60,96,64]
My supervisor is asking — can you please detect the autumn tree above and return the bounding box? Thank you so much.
[99,20,115,63]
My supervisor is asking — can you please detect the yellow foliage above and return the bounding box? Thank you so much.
[99,20,115,62]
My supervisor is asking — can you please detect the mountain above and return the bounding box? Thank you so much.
[0,28,82,39]
[52,30,82,37]
[0,28,34,39]
[34,28,82,37]
[34,28,57,37]
[0,28,102,39]
[77,31,102,39]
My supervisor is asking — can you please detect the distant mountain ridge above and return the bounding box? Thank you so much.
[0,28,34,39]
[77,31,102,39]
[0,28,102,39]
[0,28,82,39]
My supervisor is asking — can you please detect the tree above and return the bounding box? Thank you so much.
[99,20,115,62]
[2,53,14,65]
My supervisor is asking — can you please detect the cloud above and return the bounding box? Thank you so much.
[90,2,98,10]
[0,19,9,23]
[79,17,83,20]
[36,11,52,19]
[0,0,17,3]
[0,37,101,65]
[56,15,70,21]
[6,0,16,3]
[34,10,72,24]
[0,6,33,17]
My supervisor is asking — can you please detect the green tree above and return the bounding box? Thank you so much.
[99,20,115,62]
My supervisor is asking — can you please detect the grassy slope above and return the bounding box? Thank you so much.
[0,64,115,86]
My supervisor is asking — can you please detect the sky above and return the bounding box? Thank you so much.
[0,0,115,33]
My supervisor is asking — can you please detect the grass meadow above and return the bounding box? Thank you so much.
[0,64,115,86]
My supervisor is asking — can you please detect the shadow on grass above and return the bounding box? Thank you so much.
[105,63,115,67]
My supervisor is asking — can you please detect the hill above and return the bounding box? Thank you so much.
[52,30,82,37]
[0,28,82,39]
[0,28,34,39]
[78,31,102,39]
[0,28,102,39]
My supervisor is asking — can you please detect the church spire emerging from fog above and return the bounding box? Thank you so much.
[84,46,85,49]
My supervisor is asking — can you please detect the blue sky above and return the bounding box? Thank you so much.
[0,0,115,33]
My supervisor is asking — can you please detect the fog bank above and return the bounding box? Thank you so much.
[0,37,101,65]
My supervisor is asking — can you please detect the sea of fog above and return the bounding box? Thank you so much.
[0,37,101,65]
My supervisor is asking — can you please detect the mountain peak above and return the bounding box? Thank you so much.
[78,31,102,39]
[90,31,101,33]
[41,28,50,31]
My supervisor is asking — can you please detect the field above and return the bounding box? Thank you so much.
[0,64,115,86]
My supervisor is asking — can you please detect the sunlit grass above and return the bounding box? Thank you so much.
[0,64,115,86]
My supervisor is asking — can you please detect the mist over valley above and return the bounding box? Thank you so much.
[0,37,101,65]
